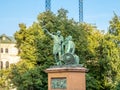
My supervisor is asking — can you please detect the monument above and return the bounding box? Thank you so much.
[43,29,87,90]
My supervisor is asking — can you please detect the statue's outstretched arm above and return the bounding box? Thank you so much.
[42,28,54,37]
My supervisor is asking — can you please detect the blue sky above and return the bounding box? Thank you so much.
[0,0,120,36]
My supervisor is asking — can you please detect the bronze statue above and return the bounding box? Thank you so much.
[64,35,75,54]
[42,28,79,65]
[43,29,64,65]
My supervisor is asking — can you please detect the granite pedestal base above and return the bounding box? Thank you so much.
[45,66,87,90]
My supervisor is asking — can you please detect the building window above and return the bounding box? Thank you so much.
[2,36,6,40]
[0,48,3,53]
[5,48,8,53]
[0,61,3,69]
[6,61,9,69]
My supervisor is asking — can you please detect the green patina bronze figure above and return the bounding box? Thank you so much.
[64,35,75,54]
[42,28,79,65]
[43,29,64,65]
[63,35,79,65]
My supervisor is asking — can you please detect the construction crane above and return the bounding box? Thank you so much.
[45,0,51,11]
[45,0,83,22]
[79,0,83,22]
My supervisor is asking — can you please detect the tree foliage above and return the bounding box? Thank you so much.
[4,9,120,90]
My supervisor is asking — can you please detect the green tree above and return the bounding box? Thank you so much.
[10,22,52,90]
[10,9,88,90]
[9,9,120,90]
[108,13,120,90]
[96,34,120,89]
[0,68,12,90]
[109,13,120,36]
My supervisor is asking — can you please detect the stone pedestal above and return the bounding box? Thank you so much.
[45,66,87,90]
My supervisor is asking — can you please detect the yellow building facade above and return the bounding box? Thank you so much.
[0,34,20,70]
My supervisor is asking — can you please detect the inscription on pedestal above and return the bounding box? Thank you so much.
[51,78,67,89]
